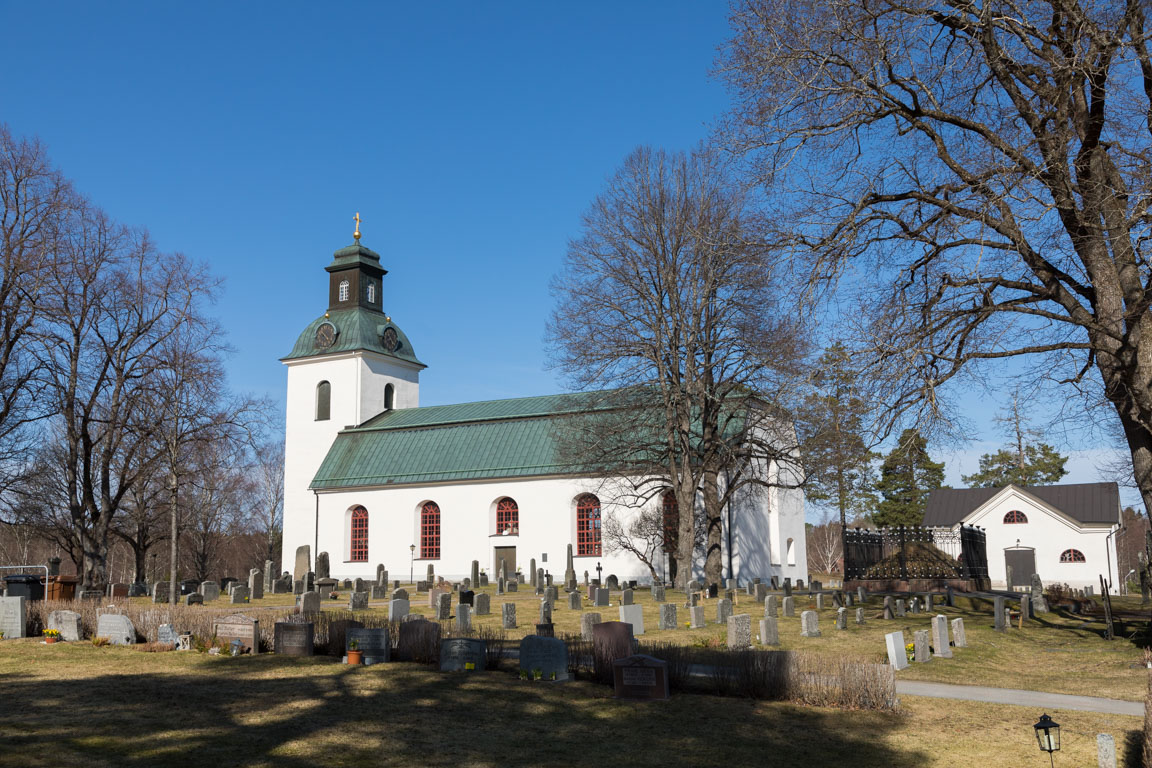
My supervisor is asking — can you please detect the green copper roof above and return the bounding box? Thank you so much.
[310,391,616,489]
[282,306,426,366]
[325,243,387,275]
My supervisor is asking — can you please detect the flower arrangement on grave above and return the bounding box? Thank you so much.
[905,643,914,662]
[532,668,543,681]
[42,628,61,643]
[330,592,339,600]
[519,670,529,680]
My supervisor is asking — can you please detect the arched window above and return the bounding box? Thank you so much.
[576,494,601,556]
[338,280,349,302]
[384,383,395,410]
[662,490,679,553]
[1004,510,1028,524]
[367,281,376,304]
[1060,549,1086,563]
[496,497,519,535]
[786,538,796,566]
[421,501,440,559]
[316,381,331,421]
[349,506,368,562]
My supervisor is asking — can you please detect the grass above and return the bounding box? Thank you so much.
[0,640,1142,768]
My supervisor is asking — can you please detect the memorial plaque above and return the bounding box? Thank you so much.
[347,627,390,665]
[612,654,670,700]
[519,635,569,681]
[0,596,27,639]
[214,613,259,654]
[274,621,314,656]
[439,637,486,672]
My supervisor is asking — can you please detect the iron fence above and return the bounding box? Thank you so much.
[843,524,988,582]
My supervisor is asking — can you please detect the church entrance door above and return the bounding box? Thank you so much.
[493,546,516,579]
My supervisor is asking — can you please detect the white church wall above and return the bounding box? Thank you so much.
[359,353,420,413]
[964,488,1118,590]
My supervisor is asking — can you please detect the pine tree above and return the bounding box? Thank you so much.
[961,389,1069,488]
[873,429,945,527]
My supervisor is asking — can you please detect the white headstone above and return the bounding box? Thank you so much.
[885,630,908,670]
[0,596,26,639]
[931,614,952,658]
[619,604,645,635]
[96,613,136,645]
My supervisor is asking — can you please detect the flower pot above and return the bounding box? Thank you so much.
[45,637,58,644]
[347,650,363,665]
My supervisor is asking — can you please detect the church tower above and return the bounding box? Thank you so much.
[280,221,425,572]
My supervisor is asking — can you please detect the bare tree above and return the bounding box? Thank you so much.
[805,513,844,575]
[247,438,284,572]
[549,146,807,587]
[720,1,1152,512]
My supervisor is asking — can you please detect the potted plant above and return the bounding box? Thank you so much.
[42,629,61,644]
[347,638,363,666]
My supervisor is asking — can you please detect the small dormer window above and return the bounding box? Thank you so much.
[338,280,350,302]
[367,282,376,304]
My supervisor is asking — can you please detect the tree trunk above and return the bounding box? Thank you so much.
[168,470,179,605]
[702,469,724,587]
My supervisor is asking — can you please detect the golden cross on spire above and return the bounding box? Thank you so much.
[353,212,362,243]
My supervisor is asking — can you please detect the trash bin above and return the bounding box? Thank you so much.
[4,574,45,601]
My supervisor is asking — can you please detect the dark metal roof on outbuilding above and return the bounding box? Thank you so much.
[923,482,1121,527]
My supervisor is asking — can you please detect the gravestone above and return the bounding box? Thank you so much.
[760,616,779,645]
[994,596,1007,631]
[376,563,387,585]
[506,579,517,592]
[765,595,777,617]
[619,604,645,635]
[389,598,410,621]
[883,596,895,620]
[945,586,954,607]
[294,544,310,582]
[231,586,249,604]
[606,574,620,590]
[297,591,320,613]
[815,594,825,611]
[95,613,135,645]
[272,578,290,594]
[885,630,909,670]
[652,585,665,603]
[263,561,275,594]
[392,588,409,601]
[913,629,930,663]
[353,578,365,593]
[215,614,259,654]
[371,585,388,600]
[716,598,732,624]
[800,610,821,637]
[924,593,934,612]
[416,581,430,592]
[931,614,952,658]
[325,619,363,657]
[835,607,847,630]
[107,583,129,598]
[78,590,103,600]
[783,578,792,597]
[426,563,434,583]
[687,592,700,607]
[349,592,368,611]
[347,626,390,665]
[128,583,148,597]
[855,607,865,625]
[497,577,505,595]
[568,591,581,610]
[1019,594,1031,621]
[545,586,558,604]
[471,560,480,587]
[580,612,601,640]
[1098,734,1117,768]
[316,578,337,598]
[727,614,752,649]
[594,588,610,607]
[857,586,866,603]
[530,558,537,587]
[1,597,27,639]
[707,583,719,598]
[658,603,677,630]
[315,551,330,579]
[895,599,907,617]
[439,637,486,672]
[539,599,553,625]
[1031,573,1049,613]
[48,610,82,642]
[479,573,488,587]
[951,617,967,647]
[274,621,314,656]
[520,635,569,682]
[456,605,472,632]
[689,606,705,628]
[833,592,843,608]
[909,597,920,614]
[428,588,443,608]
[436,592,452,620]
[782,596,795,617]
[293,579,305,595]
[612,655,670,701]
[458,589,475,607]
[502,602,517,629]
[475,593,491,615]
[248,569,263,601]
[621,588,634,606]
[592,621,635,679]
[724,589,736,603]
[754,583,768,602]
[395,619,440,662]
[152,583,170,603]
[157,623,178,646]
[845,593,854,607]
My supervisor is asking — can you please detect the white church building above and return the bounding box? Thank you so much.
[280,237,807,585]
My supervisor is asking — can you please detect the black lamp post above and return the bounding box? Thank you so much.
[596,561,602,586]
[409,544,416,585]
[1033,714,1060,766]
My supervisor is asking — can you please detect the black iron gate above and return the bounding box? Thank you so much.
[843,524,988,582]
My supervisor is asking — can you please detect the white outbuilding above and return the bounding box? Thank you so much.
[923,483,1121,590]
[280,237,807,586]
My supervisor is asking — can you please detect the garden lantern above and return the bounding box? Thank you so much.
[1033,714,1060,765]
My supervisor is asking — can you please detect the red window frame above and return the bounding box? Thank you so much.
[349,506,368,562]
[421,501,440,559]
[576,494,602,556]
[1003,510,1028,524]
[662,490,679,553]
[1059,549,1086,563]
[496,497,519,535]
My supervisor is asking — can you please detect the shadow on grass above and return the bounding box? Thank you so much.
[0,654,928,768]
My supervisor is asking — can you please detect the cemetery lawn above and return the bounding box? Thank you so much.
[0,640,1141,768]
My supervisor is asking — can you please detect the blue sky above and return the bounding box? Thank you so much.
[0,2,1135,510]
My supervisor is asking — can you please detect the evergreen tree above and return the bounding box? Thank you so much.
[873,429,945,527]
[961,444,1068,487]
[798,343,878,527]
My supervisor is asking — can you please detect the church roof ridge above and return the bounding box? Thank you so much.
[349,389,618,432]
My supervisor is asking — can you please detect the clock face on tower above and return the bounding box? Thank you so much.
[315,322,337,349]
[382,326,398,352]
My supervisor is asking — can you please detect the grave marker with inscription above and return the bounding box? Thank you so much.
[519,635,569,681]
[440,637,486,672]
[347,627,390,665]
[612,655,670,700]
[214,614,259,654]
[274,621,314,656]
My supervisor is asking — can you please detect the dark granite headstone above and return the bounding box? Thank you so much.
[458,589,475,606]
[519,635,569,681]
[535,623,555,637]
[612,654,670,700]
[439,637,486,672]
[592,621,635,680]
[395,618,441,662]
[326,619,364,657]
[274,621,314,656]
[347,627,390,664]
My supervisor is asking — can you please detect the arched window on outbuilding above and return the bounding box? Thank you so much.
[316,381,331,421]
[1004,510,1028,524]
[1059,549,1086,563]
